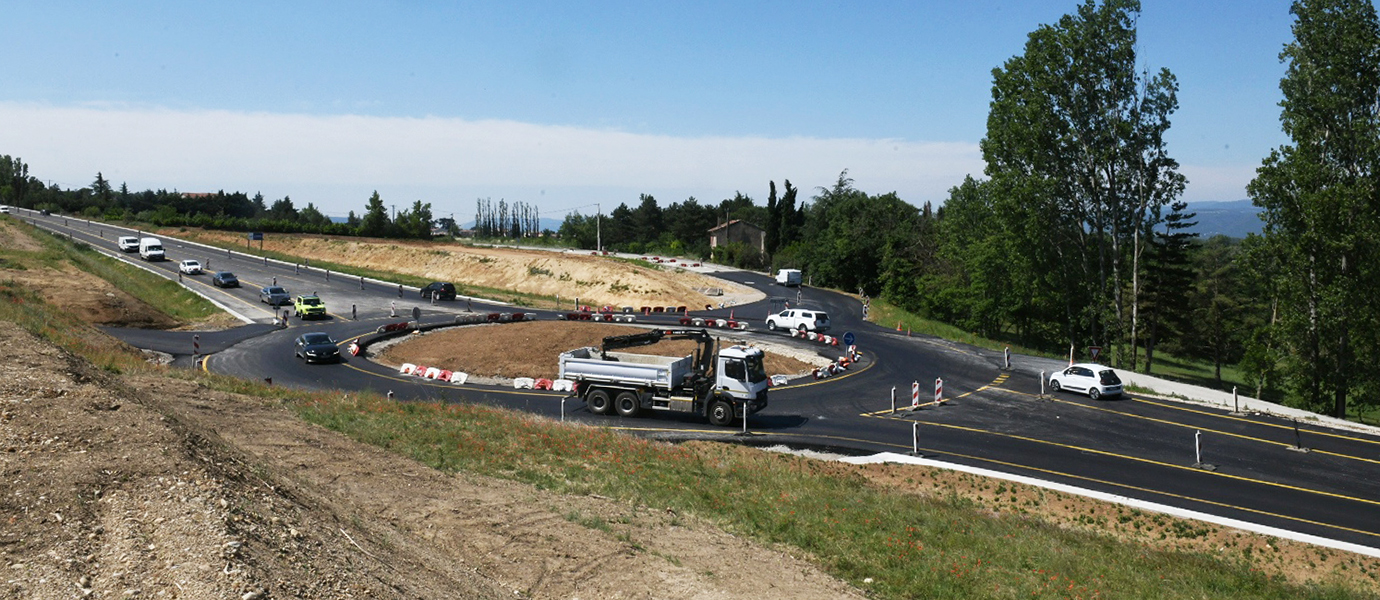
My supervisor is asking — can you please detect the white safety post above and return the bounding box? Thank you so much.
[1004,346,1011,370]
[891,386,896,413]
[325,269,330,282]
[1040,370,1046,396]
[390,301,397,318]
[742,401,748,434]
[1233,386,1239,413]
[360,276,364,290]
[560,396,566,422]
[912,422,919,455]
[1195,430,1202,465]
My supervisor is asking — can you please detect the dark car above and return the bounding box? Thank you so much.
[420,281,457,300]
[293,332,341,364]
[259,286,291,306]
[211,271,240,288]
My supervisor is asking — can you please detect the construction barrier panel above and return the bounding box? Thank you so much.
[513,377,536,389]
[552,379,575,393]
[399,363,417,375]
[450,372,469,385]
[423,367,442,380]
[534,378,554,390]
[770,374,789,387]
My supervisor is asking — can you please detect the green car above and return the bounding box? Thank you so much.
[293,294,327,319]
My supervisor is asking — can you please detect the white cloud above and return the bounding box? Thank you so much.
[0,102,982,215]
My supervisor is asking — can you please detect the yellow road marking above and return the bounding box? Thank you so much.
[862,413,1380,509]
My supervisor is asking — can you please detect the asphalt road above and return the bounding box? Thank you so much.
[14,208,1380,552]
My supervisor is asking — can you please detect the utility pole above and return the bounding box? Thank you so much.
[596,202,602,254]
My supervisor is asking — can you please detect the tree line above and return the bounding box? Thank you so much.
[1,0,1373,421]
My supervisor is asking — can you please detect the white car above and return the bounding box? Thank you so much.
[178,260,203,275]
[765,308,831,333]
[1049,363,1123,400]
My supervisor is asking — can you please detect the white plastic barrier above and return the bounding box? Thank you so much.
[691,317,705,326]
[552,379,575,392]
[423,367,443,380]
[771,374,789,387]
[399,363,417,375]
[513,377,536,389]
[450,372,469,385]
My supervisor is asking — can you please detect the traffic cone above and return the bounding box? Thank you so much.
[897,321,902,332]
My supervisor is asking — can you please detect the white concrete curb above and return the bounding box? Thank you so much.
[842,452,1380,559]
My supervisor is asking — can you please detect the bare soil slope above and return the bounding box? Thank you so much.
[374,321,818,381]
[171,230,764,308]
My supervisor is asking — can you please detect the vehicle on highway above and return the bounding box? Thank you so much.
[765,308,830,333]
[211,271,240,288]
[293,294,327,319]
[117,236,140,253]
[178,260,203,275]
[39,209,49,216]
[559,328,769,426]
[1049,363,1124,400]
[0,205,10,214]
[420,281,457,300]
[138,237,165,261]
[293,332,341,364]
[259,286,291,306]
[775,268,802,286]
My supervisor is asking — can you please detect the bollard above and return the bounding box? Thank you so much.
[272,276,277,286]
[742,401,748,435]
[360,276,364,290]
[206,259,210,270]
[891,386,896,413]
[1295,419,1302,449]
[912,422,920,456]
[911,381,920,409]
[325,269,329,282]
[352,304,357,320]
[295,263,299,274]
[561,395,566,422]
[1233,386,1239,413]
[390,301,397,318]
[263,256,267,266]
[178,272,182,282]
[398,284,403,297]
[1195,430,1202,465]
[431,291,436,306]
[387,390,394,400]
[935,378,944,405]
[1040,370,1046,396]
[193,334,200,357]
[227,247,231,259]
[1004,346,1011,370]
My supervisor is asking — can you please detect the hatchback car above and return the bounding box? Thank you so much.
[420,281,457,300]
[259,286,291,306]
[1049,363,1124,400]
[211,271,239,288]
[178,260,203,275]
[293,332,341,364]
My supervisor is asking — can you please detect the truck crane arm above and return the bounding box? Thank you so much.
[600,328,717,376]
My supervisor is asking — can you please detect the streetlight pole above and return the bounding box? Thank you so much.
[596,203,601,254]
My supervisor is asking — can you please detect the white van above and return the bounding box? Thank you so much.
[775,268,802,287]
[117,236,140,253]
[138,237,165,261]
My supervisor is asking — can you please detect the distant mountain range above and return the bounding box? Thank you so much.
[1183,200,1262,239]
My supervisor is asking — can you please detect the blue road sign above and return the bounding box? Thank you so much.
[843,331,855,346]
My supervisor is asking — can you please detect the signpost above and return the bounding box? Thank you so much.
[1088,346,1102,363]
[842,331,855,347]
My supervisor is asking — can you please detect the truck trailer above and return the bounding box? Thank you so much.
[558,328,769,426]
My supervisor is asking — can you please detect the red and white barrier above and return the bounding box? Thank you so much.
[935,377,944,404]
[423,367,443,380]
[513,377,536,389]
[399,363,417,375]
[911,381,920,409]
[348,342,360,356]
[450,372,469,385]
[534,378,554,390]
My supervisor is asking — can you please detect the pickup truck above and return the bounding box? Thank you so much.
[765,308,830,333]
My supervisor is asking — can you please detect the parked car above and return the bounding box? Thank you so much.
[765,308,831,333]
[420,281,457,300]
[211,271,239,288]
[1049,363,1124,400]
[293,294,327,319]
[178,260,203,275]
[293,332,341,364]
[259,286,291,306]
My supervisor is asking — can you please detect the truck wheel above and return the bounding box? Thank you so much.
[708,399,734,427]
[614,391,640,417]
[586,390,612,415]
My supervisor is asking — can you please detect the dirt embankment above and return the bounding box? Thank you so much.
[373,321,821,381]
[169,230,764,309]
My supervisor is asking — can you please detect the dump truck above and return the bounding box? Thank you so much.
[558,328,769,426]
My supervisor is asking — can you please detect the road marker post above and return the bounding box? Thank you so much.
[1004,346,1011,370]
[890,386,896,413]
[1039,370,1046,397]
[1287,419,1311,453]
[325,269,329,282]
[360,276,364,290]
[193,334,200,359]
[1193,430,1217,471]
[390,301,396,318]
[911,422,921,457]
[911,381,920,410]
[935,378,944,405]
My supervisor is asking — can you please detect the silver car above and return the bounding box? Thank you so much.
[259,286,291,306]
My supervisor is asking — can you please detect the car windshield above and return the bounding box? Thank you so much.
[745,354,767,383]
[302,333,333,344]
[815,312,829,321]
[1099,370,1122,385]
[266,287,286,295]
[300,297,321,306]
[218,272,234,278]
[184,261,198,267]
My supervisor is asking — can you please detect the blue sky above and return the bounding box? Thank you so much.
[1,1,1297,219]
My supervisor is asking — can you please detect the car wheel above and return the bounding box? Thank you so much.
[586,390,612,415]
[1050,379,1062,393]
[765,319,777,331]
[797,324,808,333]
[708,398,734,427]
[614,391,640,418]
[1089,388,1101,401]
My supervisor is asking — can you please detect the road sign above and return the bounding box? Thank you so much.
[1089,346,1102,362]
[412,306,421,321]
[248,232,263,241]
[843,331,855,347]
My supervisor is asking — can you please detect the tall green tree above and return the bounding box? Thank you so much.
[1247,0,1380,418]
[980,0,1184,358]
[360,191,390,237]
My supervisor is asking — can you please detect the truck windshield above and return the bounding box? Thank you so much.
[745,355,767,384]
